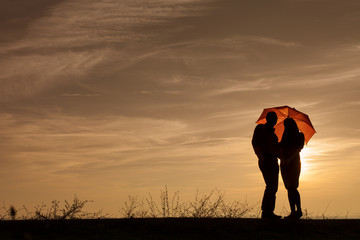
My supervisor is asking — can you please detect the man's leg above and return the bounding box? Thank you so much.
[260,163,280,218]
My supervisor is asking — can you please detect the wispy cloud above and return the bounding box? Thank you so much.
[0,50,109,101]
[0,0,212,102]
[277,67,360,89]
[222,35,301,48]
[0,109,252,196]
[62,93,101,97]
[211,78,271,95]
[1,0,210,54]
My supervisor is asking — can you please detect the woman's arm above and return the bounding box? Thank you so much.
[289,133,305,160]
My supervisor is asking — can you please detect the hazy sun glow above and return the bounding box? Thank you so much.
[300,145,313,177]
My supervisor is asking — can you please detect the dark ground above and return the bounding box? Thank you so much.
[1,218,359,240]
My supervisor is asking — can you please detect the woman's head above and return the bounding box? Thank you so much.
[281,117,304,147]
[284,118,299,133]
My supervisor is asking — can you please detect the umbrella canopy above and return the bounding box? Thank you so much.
[256,106,316,144]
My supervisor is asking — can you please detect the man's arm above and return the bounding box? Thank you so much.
[252,125,264,160]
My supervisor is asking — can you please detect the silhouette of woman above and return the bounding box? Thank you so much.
[280,118,304,219]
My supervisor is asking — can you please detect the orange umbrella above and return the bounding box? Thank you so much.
[256,106,316,144]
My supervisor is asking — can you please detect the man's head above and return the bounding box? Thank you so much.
[266,111,277,127]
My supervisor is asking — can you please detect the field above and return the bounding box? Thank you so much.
[1,218,359,240]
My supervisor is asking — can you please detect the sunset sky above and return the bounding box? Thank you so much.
[1,0,360,218]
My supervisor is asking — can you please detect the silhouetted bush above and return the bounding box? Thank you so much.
[1,195,107,220]
[121,186,257,218]
[2,187,326,220]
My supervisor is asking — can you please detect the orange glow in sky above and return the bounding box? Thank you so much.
[1,0,360,218]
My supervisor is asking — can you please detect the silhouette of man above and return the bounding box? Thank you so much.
[252,111,281,219]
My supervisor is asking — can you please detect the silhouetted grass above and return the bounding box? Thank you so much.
[121,186,258,218]
[1,187,258,220]
[2,188,359,240]
[1,195,107,220]
[0,186,350,220]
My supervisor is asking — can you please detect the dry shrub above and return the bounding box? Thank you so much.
[1,195,108,220]
[121,186,257,218]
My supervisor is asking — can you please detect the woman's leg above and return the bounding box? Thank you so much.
[286,188,303,218]
[294,189,302,217]
[287,188,296,213]
[288,158,302,217]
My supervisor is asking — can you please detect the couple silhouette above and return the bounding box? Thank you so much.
[252,111,304,219]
